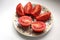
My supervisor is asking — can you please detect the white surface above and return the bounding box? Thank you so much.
[0,0,60,40]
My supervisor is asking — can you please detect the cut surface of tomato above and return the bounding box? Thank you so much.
[31,21,46,32]
[36,12,51,21]
[24,2,32,14]
[31,4,41,17]
[16,3,25,16]
[18,16,32,27]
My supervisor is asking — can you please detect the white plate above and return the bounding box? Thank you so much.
[13,4,53,37]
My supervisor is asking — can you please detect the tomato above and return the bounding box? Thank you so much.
[16,3,24,16]
[31,4,41,17]
[31,21,46,32]
[18,16,32,27]
[36,12,51,21]
[24,2,32,14]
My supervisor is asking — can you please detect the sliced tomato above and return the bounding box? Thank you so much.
[24,2,32,14]
[18,16,32,27]
[16,3,24,16]
[31,21,46,32]
[31,4,41,17]
[36,12,51,21]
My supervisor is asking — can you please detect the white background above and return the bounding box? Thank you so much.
[0,0,60,40]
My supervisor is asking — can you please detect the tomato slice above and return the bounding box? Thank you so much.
[18,16,32,27]
[24,2,32,14]
[16,3,24,16]
[36,12,51,21]
[31,21,46,32]
[31,4,41,17]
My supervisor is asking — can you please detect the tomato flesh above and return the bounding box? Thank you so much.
[18,16,32,27]
[16,3,25,16]
[36,12,51,21]
[31,4,41,17]
[24,2,32,14]
[31,21,46,32]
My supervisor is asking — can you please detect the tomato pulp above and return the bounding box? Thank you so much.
[31,4,41,17]
[16,3,25,16]
[24,2,32,15]
[31,21,46,32]
[36,12,51,21]
[18,16,32,27]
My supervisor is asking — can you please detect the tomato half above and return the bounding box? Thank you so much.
[31,21,46,32]
[18,16,32,27]
[24,2,32,14]
[16,3,24,16]
[31,4,41,17]
[36,12,51,21]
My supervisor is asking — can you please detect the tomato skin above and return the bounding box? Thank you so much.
[31,21,46,32]
[16,3,25,16]
[18,16,32,27]
[36,12,51,21]
[24,2,32,14]
[31,4,41,17]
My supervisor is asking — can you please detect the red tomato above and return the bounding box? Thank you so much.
[31,21,46,32]
[31,4,41,17]
[36,12,51,21]
[16,3,24,16]
[18,16,32,27]
[24,2,32,14]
